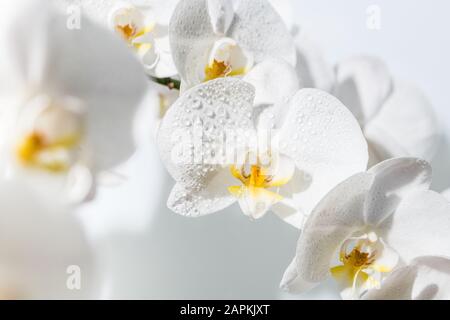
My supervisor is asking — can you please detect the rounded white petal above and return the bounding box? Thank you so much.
[364,80,441,162]
[157,78,255,216]
[170,0,296,88]
[384,190,450,264]
[3,1,148,171]
[280,173,373,292]
[365,157,432,226]
[243,58,299,107]
[333,56,392,126]
[276,89,368,227]
[0,180,99,299]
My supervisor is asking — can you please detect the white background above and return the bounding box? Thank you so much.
[79,0,450,299]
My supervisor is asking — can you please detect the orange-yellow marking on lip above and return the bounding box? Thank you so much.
[16,131,80,173]
[330,241,393,296]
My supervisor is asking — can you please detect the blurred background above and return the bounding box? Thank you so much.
[77,0,450,299]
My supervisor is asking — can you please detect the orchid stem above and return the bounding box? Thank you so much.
[149,76,181,90]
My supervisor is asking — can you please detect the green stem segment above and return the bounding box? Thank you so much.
[149,76,181,90]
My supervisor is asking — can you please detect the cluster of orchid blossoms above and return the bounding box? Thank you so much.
[0,0,448,300]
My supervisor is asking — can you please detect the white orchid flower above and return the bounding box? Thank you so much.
[54,0,179,78]
[0,179,99,299]
[169,0,296,90]
[0,0,147,202]
[157,77,367,228]
[281,157,450,299]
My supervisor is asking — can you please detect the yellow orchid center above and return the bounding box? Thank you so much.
[115,23,154,47]
[16,131,81,173]
[110,6,155,56]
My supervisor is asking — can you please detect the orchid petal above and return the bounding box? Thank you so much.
[294,31,334,92]
[383,190,450,263]
[207,0,235,35]
[363,264,416,300]
[408,257,450,300]
[275,89,368,227]
[364,80,441,162]
[268,0,294,31]
[151,36,178,77]
[243,58,299,107]
[168,168,236,217]
[54,0,179,27]
[230,0,295,65]
[280,257,319,292]
[443,189,450,201]
[158,78,255,216]
[53,0,179,77]
[364,157,432,226]
[280,173,373,292]
[4,1,148,171]
[333,56,392,126]
[0,180,98,299]
[364,256,450,300]
[170,0,296,88]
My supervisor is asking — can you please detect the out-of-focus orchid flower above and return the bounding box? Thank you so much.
[0,0,148,202]
[0,179,99,299]
[169,0,296,90]
[281,158,450,299]
[157,78,367,228]
[54,0,179,78]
